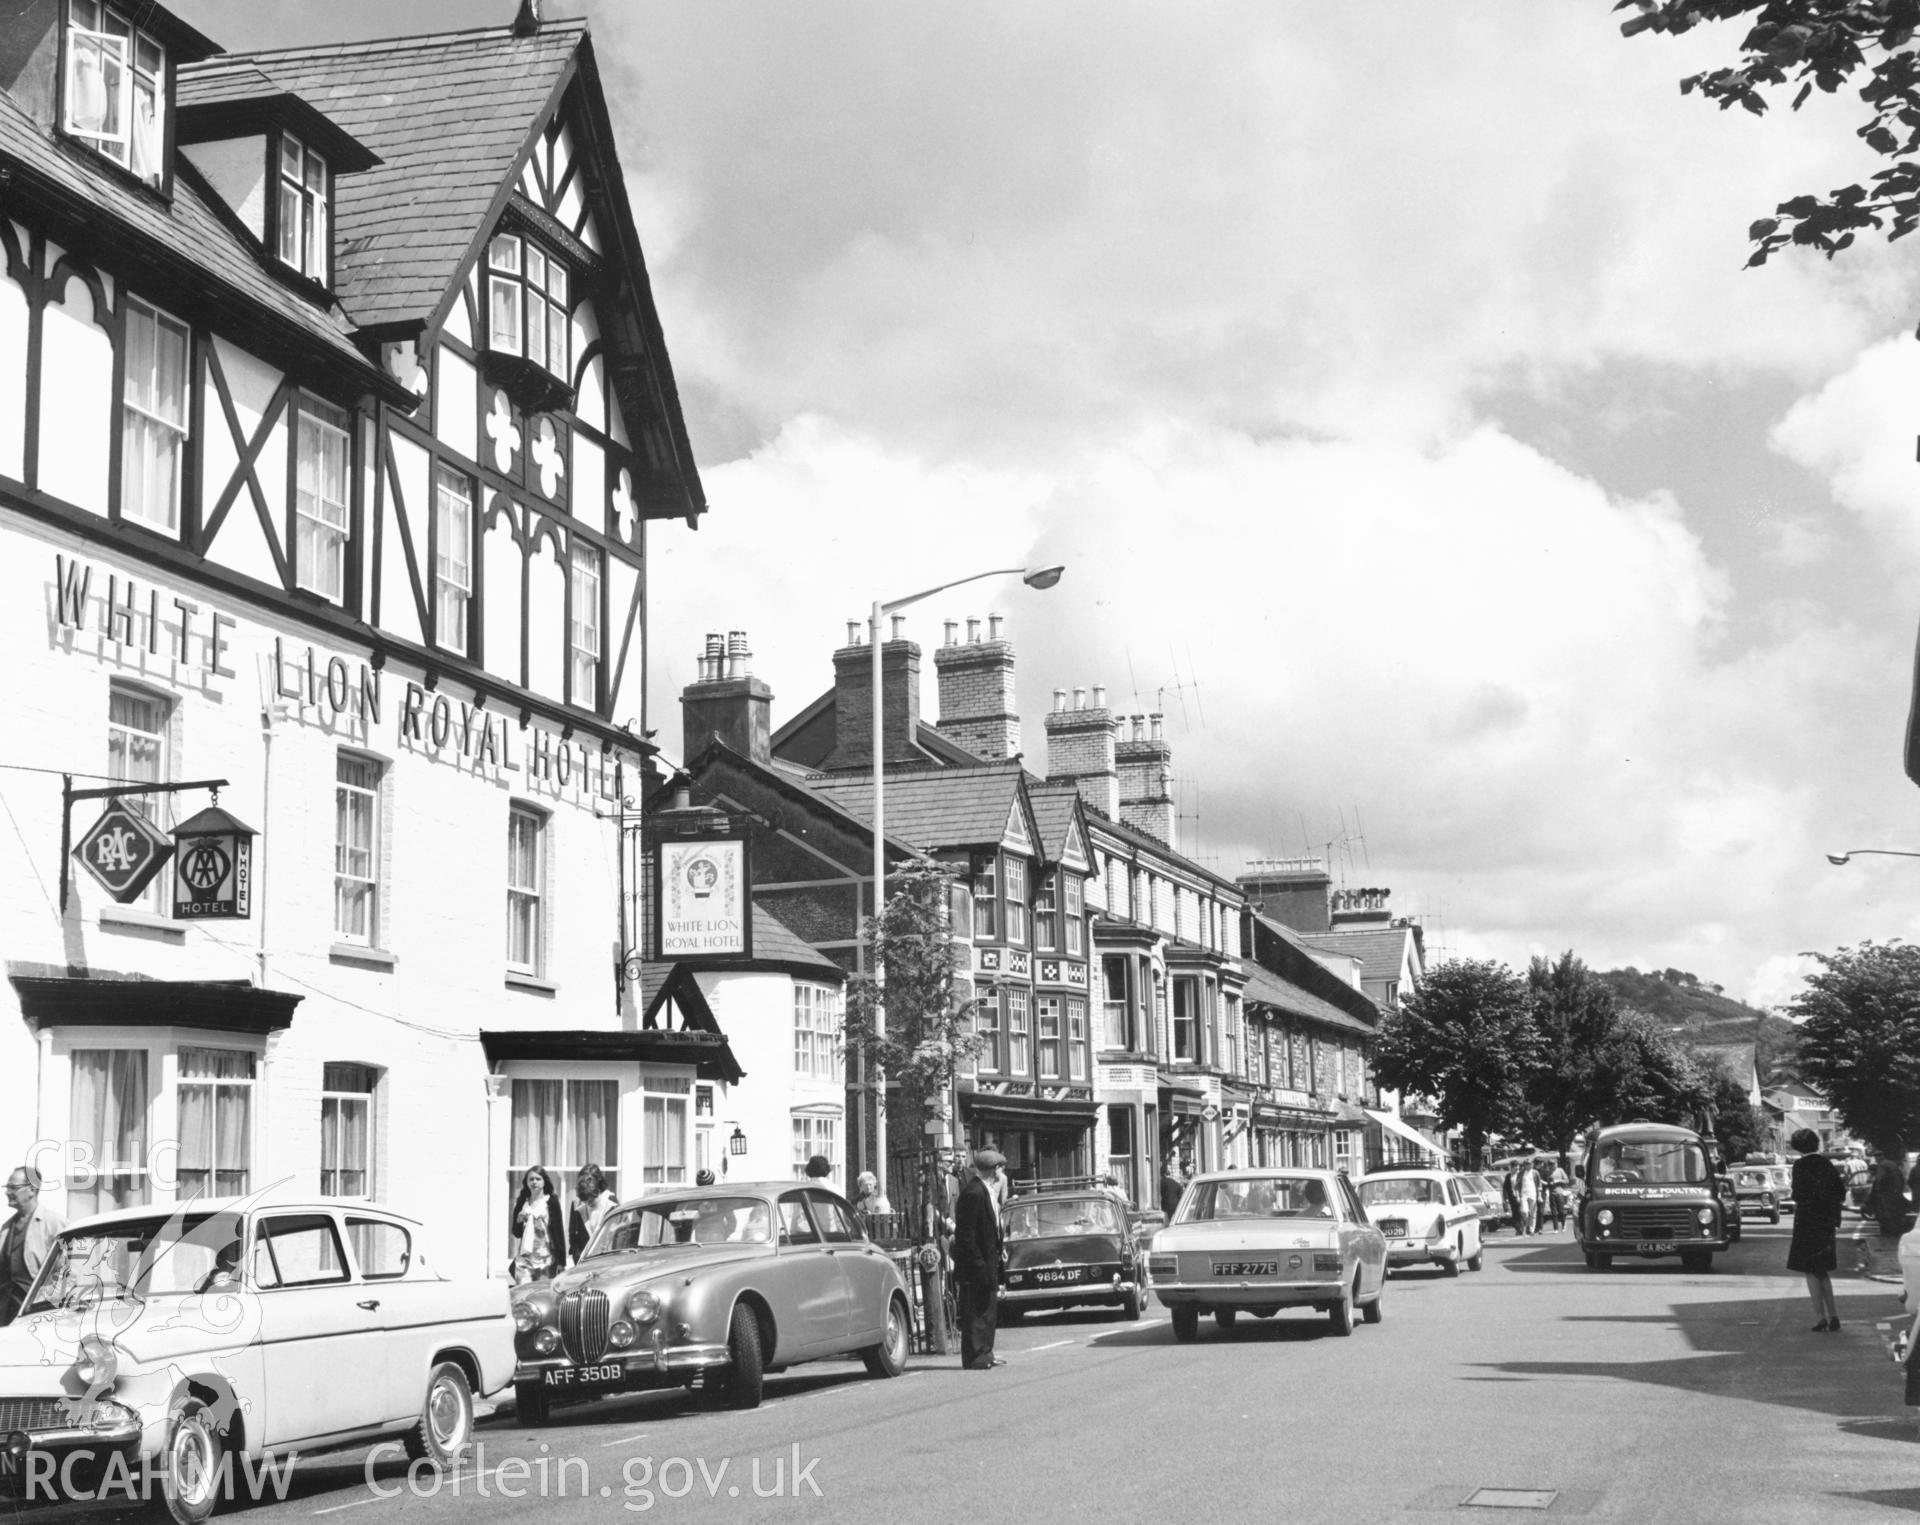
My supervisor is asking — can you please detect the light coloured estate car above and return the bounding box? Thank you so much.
[1356,1169,1484,1275]
[0,1198,514,1523]
[510,1183,912,1418]
[1146,1169,1387,1340]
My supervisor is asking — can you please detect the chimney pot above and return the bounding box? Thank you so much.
[512,0,543,37]
[890,615,906,642]
[1150,712,1164,742]
[944,620,959,647]
[989,614,1004,641]
[1053,687,1067,713]
[1092,684,1106,709]
[726,631,748,680]
[966,617,981,644]
[1132,715,1145,741]
[1073,686,1087,711]
[846,620,861,646]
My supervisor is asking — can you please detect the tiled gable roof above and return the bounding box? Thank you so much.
[1240,961,1375,1036]
[809,765,1029,853]
[748,904,845,977]
[1296,926,1417,985]
[0,93,395,397]
[196,22,584,330]
[1027,784,1085,863]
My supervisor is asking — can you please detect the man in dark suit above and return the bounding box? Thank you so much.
[953,1148,1007,1370]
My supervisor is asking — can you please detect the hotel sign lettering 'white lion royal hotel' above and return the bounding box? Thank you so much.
[0,0,743,1278]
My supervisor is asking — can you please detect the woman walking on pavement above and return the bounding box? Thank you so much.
[1786,1128,1843,1331]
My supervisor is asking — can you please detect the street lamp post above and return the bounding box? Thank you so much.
[1826,849,1920,865]
[868,564,1064,1214]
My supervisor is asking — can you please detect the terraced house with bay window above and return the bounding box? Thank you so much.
[0,0,732,1277]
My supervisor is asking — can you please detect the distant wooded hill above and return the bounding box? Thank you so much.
[1595,967,1800,1082]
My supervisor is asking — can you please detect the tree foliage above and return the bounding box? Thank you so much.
[1617,1,1920,270]
[842,860,979,1152]
[1373,958,1541,1169]
[1787,939,1920,1149]
[1706,1066,1769,1158]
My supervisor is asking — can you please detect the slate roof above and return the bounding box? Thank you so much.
[1296,926,1417,986]
[809,765,1028,853]
[0,92,394,395]
[194,21,585,330]
[1240,961,1375,1036]
[1081,807,1245,895]
[1026,783,1085,862]
[637,905,842,1012]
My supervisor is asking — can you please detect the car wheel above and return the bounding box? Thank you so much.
[513,1379,551,1427]
[1467,1247,1484,1272]
[1214,1308,1238,1331]
[403,1361,474,1467]
[1171,1305,1200,1342]
[1769,1210,1780,1225]
[1681,1250,1714,1273]
[1443,1243,1462,1278]
[159,1397,226,1525]
[721,1304,765,1409]
[1121,1288,1142,1322]
[1362,1282,1384,1324]
[1327,1274,1356,1337]
[862,1294,910,1378]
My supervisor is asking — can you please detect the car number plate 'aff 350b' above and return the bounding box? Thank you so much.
[1212,1260,1278,1277]
[545,1364,624,1390]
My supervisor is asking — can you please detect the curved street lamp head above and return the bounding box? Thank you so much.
[1827,848,1920,866]
[1828,854,1853,866]
[1022,565,1066,590]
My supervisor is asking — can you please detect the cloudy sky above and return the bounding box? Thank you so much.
[181,1,1920,1008]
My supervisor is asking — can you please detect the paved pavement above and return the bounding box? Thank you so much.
[50,1217,1920,1524]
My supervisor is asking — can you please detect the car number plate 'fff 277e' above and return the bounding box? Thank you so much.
[546,1364,623,1389]
[1211,1260,1278,1276]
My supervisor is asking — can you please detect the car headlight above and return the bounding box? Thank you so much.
[1596,1208,1614,1226]
[74,1335,118,1389]
[513,1304,539,1333]
[533,1328,560,1355]
[630,1290,660,1324]
[1697,1207,1715,1226]
[608,1321,637,1349]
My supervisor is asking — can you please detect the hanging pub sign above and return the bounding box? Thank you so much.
[654,834,751,959]
[72,805,175,904]
[171,804,256,920]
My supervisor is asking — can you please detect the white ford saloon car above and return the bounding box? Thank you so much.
[1146,1169,1387,1340]
[0,1198,514,1523]
[1355,1169,1485,1275]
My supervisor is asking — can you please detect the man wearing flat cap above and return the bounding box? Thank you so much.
[953,1148,1007,1369]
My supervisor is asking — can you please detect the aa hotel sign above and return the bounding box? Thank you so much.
[655,838,750,958]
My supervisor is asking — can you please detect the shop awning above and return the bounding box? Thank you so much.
[1364,1107,1446,1158]
[11,973,300,1035]
[1252,1102,1333,1129]
[959,1092,1099,1133]
[480,1029,743,1084]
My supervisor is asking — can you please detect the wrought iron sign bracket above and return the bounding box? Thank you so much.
[60,776,229,913]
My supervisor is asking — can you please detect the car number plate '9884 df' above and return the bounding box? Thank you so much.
[545,1363,624,1390]
[1212,1259,1278,1276]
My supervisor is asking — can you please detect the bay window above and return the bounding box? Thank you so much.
[1068,997,1088,1080]
[487,232,570,380]
[642,1082,688,1186]
[971,856,998,939]
[1102,956,1135,1051]
[1006,988,1031,1075]
[1064,875,1084,955]
[68,1049,148,1217]
[1033,877,1057,952]
[1172,977,1199,1063]
[509,1078,619,1204]
[975,995,1001,1072]
[1037,996,1062,1080]
[793,983,839,1081]
[1004,858,1028,946]
[176,1048,253,1199]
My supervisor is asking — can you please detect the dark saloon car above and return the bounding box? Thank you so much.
[999,1190,1143,1321]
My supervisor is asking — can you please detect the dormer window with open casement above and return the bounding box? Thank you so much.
[485,232,573,412]
[64,0,168,188]
[276,133,331,284]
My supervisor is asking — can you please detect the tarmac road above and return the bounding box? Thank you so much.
[42,1215,1920,1525]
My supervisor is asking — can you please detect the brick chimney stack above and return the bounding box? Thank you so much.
[1043,682,1119,819]
[825,620,927,771]
[1115,711,1174,845]
[1331,887,1394,926]
[1236,859,1333,933]
[680,630,773,766]
[932,612,1020,761]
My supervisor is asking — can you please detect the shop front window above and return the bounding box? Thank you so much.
[176,1048,253,1199]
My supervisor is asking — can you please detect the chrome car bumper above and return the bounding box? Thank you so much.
[999,1279,1137,1306]
[1150,1279,1343,1307]
[1385,1245,1453,1266]
[514,1342,732,1384]
[0,1400,143,1498]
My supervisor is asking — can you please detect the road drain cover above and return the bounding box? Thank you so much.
[1463,1490,1558,1510]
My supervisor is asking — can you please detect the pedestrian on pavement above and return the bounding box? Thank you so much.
[1905,1150,1920,1211]
[851,1171,881,1235]
[1518,1161,1542,1234]
[1786,1128,1844,1331]
[510,1165,566,1285]
[805,1153,835,1191]
[0,1166,64,1326]
[954,1148,1008,1370]
[1546,1163,1570,1232]
[568,1162,620,1262]
[1501,1164,1520,1235]
[1865,1145,1913,1238]
[1160,1154,1186,1218]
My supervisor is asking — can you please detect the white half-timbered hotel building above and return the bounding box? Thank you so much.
[0,1,785,1277]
